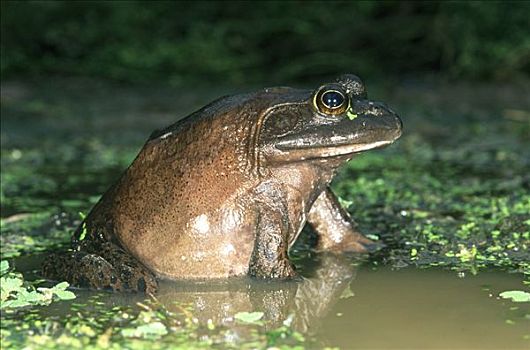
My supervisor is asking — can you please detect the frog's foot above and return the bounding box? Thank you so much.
[316,231,379,253]
[308,187,378,254]
[98,243,159,294]
[42,246,158,294]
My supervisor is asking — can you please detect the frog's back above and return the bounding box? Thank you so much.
[83,91,279,278]
[83,87,315,279]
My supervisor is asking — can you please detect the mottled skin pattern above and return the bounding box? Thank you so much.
[42,74,402,293]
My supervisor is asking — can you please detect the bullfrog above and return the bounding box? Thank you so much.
[42,74,402,294]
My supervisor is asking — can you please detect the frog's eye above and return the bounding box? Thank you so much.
[313,86,349,115]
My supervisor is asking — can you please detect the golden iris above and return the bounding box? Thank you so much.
[313,85,349,115]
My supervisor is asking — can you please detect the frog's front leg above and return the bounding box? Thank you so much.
[42,243,158,294]
[307,187,374,253]
[248,202,296,279]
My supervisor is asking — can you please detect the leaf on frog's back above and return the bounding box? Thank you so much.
[499,290,530,303]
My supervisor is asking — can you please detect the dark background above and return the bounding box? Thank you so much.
[2,0,529,85]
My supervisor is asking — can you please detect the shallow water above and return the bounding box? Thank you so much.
[319,267,529,349]
[14,253,530,349]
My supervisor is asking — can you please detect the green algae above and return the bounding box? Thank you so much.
[332,124,530,277]
[1,286,309,350]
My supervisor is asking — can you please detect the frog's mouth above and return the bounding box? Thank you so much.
[274,139,395,161]
[268,111,402,163]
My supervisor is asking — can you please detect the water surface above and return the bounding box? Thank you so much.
[14,253,530,349]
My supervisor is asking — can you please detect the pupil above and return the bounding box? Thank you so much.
[322,91,344,108]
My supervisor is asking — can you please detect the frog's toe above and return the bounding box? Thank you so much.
[119,267,158,294]
[346,236,384,253]
[78,253,122,290]
[320,241,367,253]
[98,243,159,293]
[316,233,382,253]
[138,275,158,295]
[355,240,385,253]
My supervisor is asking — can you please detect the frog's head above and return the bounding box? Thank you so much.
[259,74,402,166]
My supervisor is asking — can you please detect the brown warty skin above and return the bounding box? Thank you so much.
[42,74,402,294]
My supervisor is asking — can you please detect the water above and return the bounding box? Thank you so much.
[13,253,530,349]
[320,268,528,349]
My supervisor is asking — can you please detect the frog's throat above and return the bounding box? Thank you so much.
[247,101,307,177]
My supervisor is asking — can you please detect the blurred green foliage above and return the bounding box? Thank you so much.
[1,1,529,84]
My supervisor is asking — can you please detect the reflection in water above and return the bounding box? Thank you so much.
[13,253,530,349]
[155,253,358,334]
